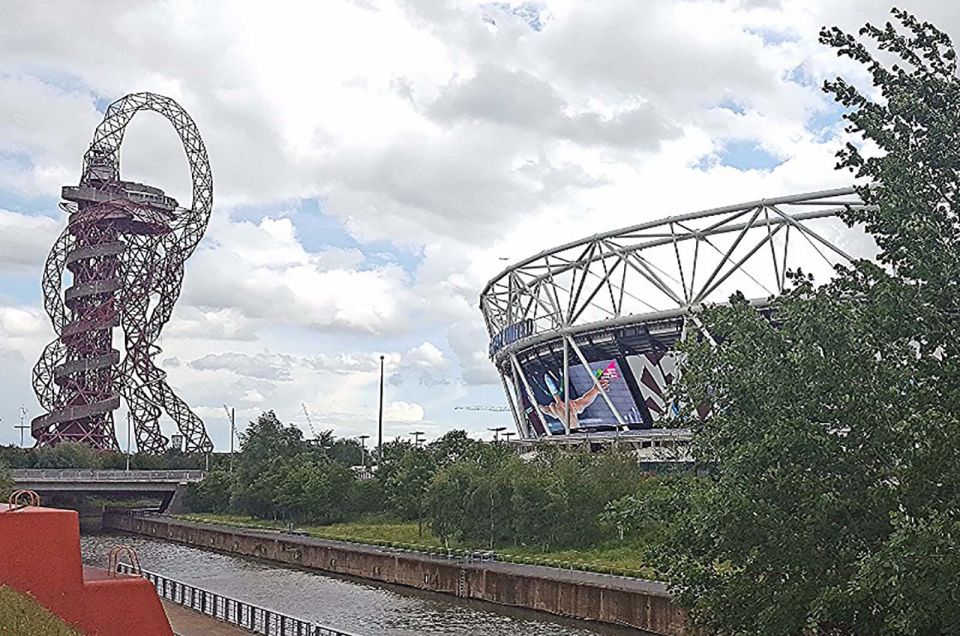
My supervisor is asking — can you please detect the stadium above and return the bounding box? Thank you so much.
[480,187,872,451]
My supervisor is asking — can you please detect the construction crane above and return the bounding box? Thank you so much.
[454,405,511,412]
[300,402,318,439]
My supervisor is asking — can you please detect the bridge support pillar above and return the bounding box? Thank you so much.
[161,484,189,514]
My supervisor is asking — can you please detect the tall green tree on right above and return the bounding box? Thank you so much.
[640,9,960,635]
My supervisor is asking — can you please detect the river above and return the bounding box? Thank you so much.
[80,533,652,636]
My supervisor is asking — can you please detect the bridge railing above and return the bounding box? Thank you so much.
[11,469,205,483]
[117,563,361,636]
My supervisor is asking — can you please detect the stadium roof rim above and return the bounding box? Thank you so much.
[489,297,775,363]
[480,186,861,297]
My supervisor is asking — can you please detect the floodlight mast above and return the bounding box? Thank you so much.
[31,92,214,454]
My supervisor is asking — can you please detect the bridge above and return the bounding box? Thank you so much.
[11,469,205,513]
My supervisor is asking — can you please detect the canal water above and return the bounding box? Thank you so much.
[81,533,652,636]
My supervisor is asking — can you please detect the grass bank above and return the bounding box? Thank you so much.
[176,513,656,578]
[0,586,80,636]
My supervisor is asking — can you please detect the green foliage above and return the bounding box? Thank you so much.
[32,442,103,469]
[231,411,305,517]
[344,478,386,517]
[429,429,482,466]
[382,444,436,520]
[100,448,210,470]
[629,11,960,635]
[0,459,12,500]
[226,411,356,524]
[326,437,364,468]
[186,469,234,513]
[0,444,219,470]
[424,445,645,551]
[0,586,81,635]
[0,445,34,468]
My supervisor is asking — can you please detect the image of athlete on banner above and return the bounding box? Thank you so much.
[535,360,636,431]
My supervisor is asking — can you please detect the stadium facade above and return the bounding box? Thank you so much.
[480,188,870,442]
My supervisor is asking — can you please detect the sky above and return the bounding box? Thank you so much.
[0,0,957,449]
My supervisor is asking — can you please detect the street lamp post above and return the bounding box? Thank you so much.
[15,407,29,448]
[358,434,370,467]
[229,407,236,473]
[126,411,132,471]
[377,355,385,461]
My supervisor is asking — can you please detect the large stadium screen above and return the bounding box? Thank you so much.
[517,349,685,435]
[518,356,646,433]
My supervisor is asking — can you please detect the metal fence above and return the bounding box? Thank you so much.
[117,563,361,636]
[12,469,205,482]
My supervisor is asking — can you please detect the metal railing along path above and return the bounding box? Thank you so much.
[11,469,205,482]
[116,563,361,636]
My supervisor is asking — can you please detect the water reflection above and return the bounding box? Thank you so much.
[81,533,650,636]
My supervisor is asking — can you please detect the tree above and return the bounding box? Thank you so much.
[33,442,102,469]
[0,460,12,500]
[636,11,960,634]
[186,469,234,514]
[424,466,466,546]
[428,429,481,467]
[232,411,310,518]
[326,438,363,468]
[383,445,435,523]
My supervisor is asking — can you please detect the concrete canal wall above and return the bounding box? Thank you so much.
[103,513,696,636]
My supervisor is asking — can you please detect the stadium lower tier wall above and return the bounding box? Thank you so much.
[103,513,696,636]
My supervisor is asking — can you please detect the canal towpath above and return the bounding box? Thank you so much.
[162,600,251,636]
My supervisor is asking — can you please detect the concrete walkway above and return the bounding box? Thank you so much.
[162,600,251,636]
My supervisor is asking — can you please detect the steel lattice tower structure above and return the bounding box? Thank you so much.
[32,92,214,454]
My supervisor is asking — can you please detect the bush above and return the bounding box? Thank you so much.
[33,442,102,469]
[186,469,234,513]
[345,478,386,517]
[0,460,12,500]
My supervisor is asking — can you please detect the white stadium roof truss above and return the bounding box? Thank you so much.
[480,187,874,440]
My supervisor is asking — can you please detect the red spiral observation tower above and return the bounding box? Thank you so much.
[31,92,214,454]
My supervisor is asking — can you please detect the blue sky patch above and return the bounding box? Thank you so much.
[482,2,546,32]
[745,27,799,46]
[714,140,784,171]
[715,98,747,115]
[809,100,849,141]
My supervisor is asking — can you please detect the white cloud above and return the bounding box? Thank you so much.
[181,215,415,334]
[0,209,61,273]
[405,341,446,369]
[384,400,425,423]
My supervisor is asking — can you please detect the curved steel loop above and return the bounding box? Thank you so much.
[82,92,213,252]
[108,545,143,577]
[6,490,41,510]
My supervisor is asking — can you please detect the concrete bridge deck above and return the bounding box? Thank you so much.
[11,469,205,512]
[11,469,204,489]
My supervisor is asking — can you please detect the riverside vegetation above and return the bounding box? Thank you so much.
[182,412,662,577]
